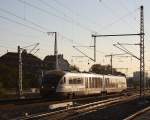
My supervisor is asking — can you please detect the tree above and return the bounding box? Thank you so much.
[69,65,80,72]
[90,64,111,74]
[0,63,18,88]
[90,64,125,76]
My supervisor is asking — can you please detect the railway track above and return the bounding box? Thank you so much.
[0,88,137,105]
[14,94,139,120]
[0,92,122,106]
[0,92,128,120]
[124,106,150,120]
[0,90,142,120]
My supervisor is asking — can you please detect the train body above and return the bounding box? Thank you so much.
[40,70,127,98]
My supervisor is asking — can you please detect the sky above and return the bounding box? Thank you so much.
[0,0,149,76]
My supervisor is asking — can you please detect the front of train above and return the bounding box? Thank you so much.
[40,70,65,98]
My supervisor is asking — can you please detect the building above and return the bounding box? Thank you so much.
[43,54,70,71]
[133,71,149,88]
[0,51,43,71]
[0,52,43,88]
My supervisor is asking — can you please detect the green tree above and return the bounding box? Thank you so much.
[90,64,111,74]
[90,64,125,76]
[0,63,18,89]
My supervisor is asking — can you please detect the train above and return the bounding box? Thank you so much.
[40,70,127,98]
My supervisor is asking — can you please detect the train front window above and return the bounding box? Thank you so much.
[42,71,65,86]
[60,77,66,84]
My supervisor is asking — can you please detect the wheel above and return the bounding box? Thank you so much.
[101,91,107,97]
[67,93,73,99]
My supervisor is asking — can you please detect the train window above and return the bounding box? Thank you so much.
[69,79,73,84]
[93,77,96,88]
[89,77,92,88]
[72,78,76,84]
[98,78,100,88]
[77,78,83,84]
[94,77,97,88]
[97,78,99,88]
[95,78,97,88]
[105,78,109,88]
[96,78,99,88]
[98,78,102,87]
[85,77,88,88]
[91,77,93,88]
[69,77,83,84]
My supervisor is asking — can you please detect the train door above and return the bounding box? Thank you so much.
[85,77,88,88]
[85,77,89,95]
[102,75,105,92]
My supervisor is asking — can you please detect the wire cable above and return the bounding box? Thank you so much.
[99,8,139,32]
[100,1,138,33]
[0,15,46,33]
[52,0,104,28]
[0,7,48,31]
[18,0,97,33]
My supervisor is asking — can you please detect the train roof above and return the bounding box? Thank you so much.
[65,71,126,78]
[45,70,65,76]
[44,70,125,78]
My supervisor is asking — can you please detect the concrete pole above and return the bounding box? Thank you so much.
[18,46,23,97]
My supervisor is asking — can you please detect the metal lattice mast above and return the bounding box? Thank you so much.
[140,5,145,96]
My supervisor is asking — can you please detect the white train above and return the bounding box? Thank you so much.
[40,70,127,98]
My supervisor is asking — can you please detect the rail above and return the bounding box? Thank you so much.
[14,94,139,120]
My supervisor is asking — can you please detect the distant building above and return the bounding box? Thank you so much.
[0,52,43,88]
[0,52,43,70]
[43,54,70,71]
[133,71,148,81]
[133,71,149,88]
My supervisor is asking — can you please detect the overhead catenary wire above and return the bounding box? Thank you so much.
[19,0,141,51]
[38,0,70,18]
[0,8,81,46]
[0,12,84,49]
[0,7,48,31]
[99,8,139,32]
[0,15,46,33]
[17,0,71,23]
[0,44,16,50]
[18,0,97,33]
[52,0,104,29]
[100,1,138,33]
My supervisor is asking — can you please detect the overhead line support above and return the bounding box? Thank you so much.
[92,33,144,37]
[91,5,145,97]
